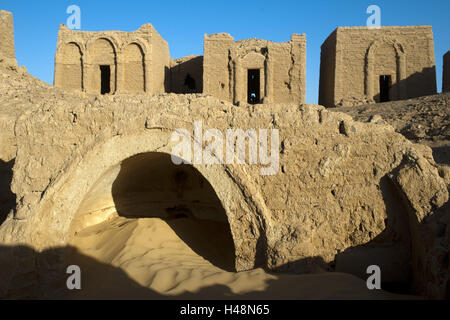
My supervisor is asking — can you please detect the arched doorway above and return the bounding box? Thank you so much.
[365,40,406,102]
[88,38,117,94]
[70,152,236,272]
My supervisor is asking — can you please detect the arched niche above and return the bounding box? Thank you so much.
[365,40,406,102]
[55,42,83,91]
[122,43,145,93]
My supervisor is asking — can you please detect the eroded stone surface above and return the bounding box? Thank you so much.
[0,57,448,298]
[0,11,16,67]
[0,10,448,299]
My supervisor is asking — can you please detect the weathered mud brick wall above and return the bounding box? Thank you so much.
[54,24,170,94]
[0,10,17,224]
[203,33,306,105]
[443,51,450,92]
[319,26,437,107]
[0,10,16,63]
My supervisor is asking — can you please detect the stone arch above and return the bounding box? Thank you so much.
[119,38,149,56]
[56,39,86,56]
[85,35,121,56]
[86,37,118,94]
[121,42,146,93]
[365,39,406,101]
[54,42,83,91]
[29,129,272,272]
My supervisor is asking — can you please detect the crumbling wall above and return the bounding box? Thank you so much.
[203,33,235,101]
[1,48,450,298]
[272,34,306,104]
[148,25,170,94]
[0,10,16,66]
[203,33,306,105]
[1,60,448,297]
[1,10,449,298]
[443,51,450,92]
[0,10,18,225]
[319,30,337,107]
[319,26,437,107]
[170,55,203,93]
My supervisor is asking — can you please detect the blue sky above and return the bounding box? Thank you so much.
[2,0,449,103]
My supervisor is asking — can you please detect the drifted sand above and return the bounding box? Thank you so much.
[65,216,416,299]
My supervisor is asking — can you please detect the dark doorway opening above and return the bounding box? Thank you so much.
[184,73,196,90]
[247,69,260,104]
[379,75,391,102]
[100,65,111,95]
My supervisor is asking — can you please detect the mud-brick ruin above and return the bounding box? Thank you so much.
[0,11,15,65]
[0,10,449,299]
[319,26,437,107]
[54,25,306,105]
[54,24,170,95]
[444,51,450,92]
[54,23,442,109]
[203,33,306,105]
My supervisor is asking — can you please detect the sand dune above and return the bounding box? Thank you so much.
[64,215,416,300]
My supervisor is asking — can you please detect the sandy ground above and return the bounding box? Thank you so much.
[64,215,416,300]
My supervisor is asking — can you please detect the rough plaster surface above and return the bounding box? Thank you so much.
[0,11,16,67]
[0,11,448,299]
[319,26,437,107]
[0,58,448,298]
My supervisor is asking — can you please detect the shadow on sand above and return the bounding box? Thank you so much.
[0,244,416,300]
